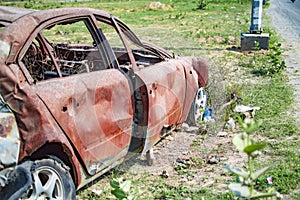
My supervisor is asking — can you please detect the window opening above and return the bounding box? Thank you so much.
[22,18,108,82]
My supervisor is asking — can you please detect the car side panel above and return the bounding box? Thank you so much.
[0,63,83,186]
[134,60,188,152]
[33,69,133,175]
[179,57,203,123]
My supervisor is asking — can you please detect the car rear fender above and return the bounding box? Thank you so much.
[0,62,83,188]
[180,56,209,123]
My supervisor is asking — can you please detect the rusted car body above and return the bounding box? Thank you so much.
[0,6,208,199]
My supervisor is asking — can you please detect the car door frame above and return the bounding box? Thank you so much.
[17,13,135,176]
[97,15,189,154]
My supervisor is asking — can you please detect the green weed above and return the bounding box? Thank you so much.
[224,118,280,199]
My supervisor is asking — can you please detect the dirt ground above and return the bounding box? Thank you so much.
[116,124,246,192]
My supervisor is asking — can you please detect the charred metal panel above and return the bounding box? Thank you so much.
[1,15,39,63]
[135,59,187,152]
[0,6,35,23]
[190,57,209,87]
[33,69,133,175]
[179,57,208,123]
[0,62,82,186]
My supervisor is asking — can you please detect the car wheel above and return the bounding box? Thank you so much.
[186,87,207,126]
[23,158,75,200]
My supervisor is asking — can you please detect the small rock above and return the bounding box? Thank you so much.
[166,135,174,141]
[217,131,228,137]
[148,2,172,10]
[91,189,102,196]
[187,126,199,132]
[187,176,193,181]
[180,177,188,183]
[160,170,169,178]
[207,155,220,164]
[225,117,235,130]
[181,123,190,131]
[176,158,185,164]
[219,157,228,161]
[181,154,190,161]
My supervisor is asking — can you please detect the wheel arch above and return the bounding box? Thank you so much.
[191,57,209,87]
[29,142,80,188]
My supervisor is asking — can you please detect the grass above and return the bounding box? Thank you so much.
[2,0,299,199]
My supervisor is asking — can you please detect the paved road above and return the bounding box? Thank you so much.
[267,0,300,124]
[267,0,300,40]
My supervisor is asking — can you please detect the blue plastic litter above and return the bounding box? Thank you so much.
[203,108,213,121]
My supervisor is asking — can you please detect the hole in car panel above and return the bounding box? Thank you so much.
[62,107,67,112]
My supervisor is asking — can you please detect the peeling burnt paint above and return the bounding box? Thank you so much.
[135,57,203,152]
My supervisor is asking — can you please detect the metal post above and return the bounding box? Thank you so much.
[241,0,269,50]
[250,0,263,33]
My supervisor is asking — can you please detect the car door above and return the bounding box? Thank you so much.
[21,17,133,175]
[134,61,187,151]
[96,16,188,153]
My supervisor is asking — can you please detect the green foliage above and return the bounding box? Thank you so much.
[110,178,138,200]
[197,0,208,10]
[252,43,286,76]
[153,182,235,199]
[168,12,186,20]
[224,119,279,199]
[239,76,296,139]
[24,0,34,8]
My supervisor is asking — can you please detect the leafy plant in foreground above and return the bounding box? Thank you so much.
[110,178,138,200]
[224,118,281,199]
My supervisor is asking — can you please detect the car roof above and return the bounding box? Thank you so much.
[0,7,116,62]
[0,6,36,24]
[0,6,113,24]
[0,6,171,63]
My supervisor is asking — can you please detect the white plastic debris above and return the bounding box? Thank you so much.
[91,189,102,196]
[217,131,228,137]
[234,105,260,113]
[225,118,235,130]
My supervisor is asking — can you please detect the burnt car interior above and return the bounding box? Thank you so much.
[22,19,107,82]
[22,17,165,83]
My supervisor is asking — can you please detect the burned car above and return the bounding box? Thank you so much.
[0,6,208,199]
